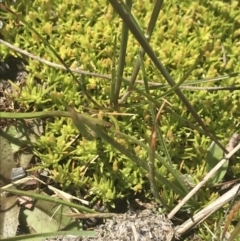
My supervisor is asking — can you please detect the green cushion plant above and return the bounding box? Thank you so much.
[0,0,239,240]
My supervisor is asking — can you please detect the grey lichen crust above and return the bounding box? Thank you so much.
[83,209,175,241]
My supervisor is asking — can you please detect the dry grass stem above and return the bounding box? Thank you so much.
[168,143,240,219]
[175,183,240,236]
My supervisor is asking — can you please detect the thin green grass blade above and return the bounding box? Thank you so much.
[109,0,227,153]
[120,0,164,103]
[0,110,110,125]
[139,51,193,199]
[0,231,95,241]
[71,110,173,207]
[0,188,96,213]
[110,33,118,105]
[84,118,194,203]
[67,107,95,140]
[182,71,240,86]
[113,0,132,106]
[148,71,240,90]
[109,128,199,205]
[0,129,30,147]
[148,110,163,203]
[0,111,70,119]
[138,53,186,203]
[154,48,205,99]
[139,52,151,94]
[164,107,207,135]
[1,36,238,91]
[120,69,237,108]
[157,125,191,193]
[138,52,161,202]
[0,110,111,141]
[68,107,112,140]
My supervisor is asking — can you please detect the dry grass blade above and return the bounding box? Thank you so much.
[225,133,240,156]
[168,143,240,219]
[64,212,117,219]
[175,183,240,237]
[227,220,240,241]
[148,100,168,203]
[1,39,239,92]
[221,132,240,238]
[222,198,240,239]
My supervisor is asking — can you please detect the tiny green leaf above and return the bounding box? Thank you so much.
[206,141,227,184]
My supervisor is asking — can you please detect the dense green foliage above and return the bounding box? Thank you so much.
[1,0,240,238]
